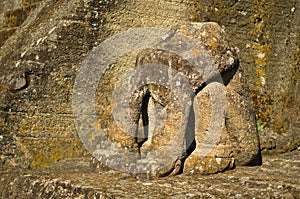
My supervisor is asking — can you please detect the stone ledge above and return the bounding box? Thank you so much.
[1,150,299,198]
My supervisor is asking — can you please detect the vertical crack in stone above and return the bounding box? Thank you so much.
[136,91,151,151]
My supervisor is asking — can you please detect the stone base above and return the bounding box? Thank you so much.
[1,151,299,198]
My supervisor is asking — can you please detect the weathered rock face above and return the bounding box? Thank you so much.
[0,0,299,197]
[0,0,43,46]
[1,150,300,198]
[0,0,193,171]
[0,0,298,178]
[189,0,300,153]
[90,22,260,176]
[185,81,261,175]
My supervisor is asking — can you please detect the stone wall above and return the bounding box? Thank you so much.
[0,0,43,46]
[189,0,300,152]
[0,0,193,171]
[0,0,299,173]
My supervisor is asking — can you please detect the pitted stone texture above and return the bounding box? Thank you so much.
[0,0,298,179]
[128,23,244,176]
[154,22,239,83]
[137,22,239,91]
[0,71,30,93]
[189,0,300,153]
[92,22,242,176]
[184,82,261,174]
[1,151,299,198]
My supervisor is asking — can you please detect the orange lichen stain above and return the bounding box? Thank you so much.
[110,78,116,84]
[109,103,115,112]
[19,127,24,134]
[27,138,86,168]
[88,132,95,143]
[51,148,65,163]
[180,25,188,31]
[250,43,271,87]
[69,149,74,155]
[206,39,218,51]
[31,151,47,168]
[31,160,37,167]
[93,121,101,129]
[248,0,275,125]
[210,31,221,41]
[256,68,265,76]
[165,121,172,127]
[256,79,263,86]
[192,49,201,56]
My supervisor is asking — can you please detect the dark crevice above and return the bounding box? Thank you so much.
[245,150,263,166]
[179,98,197,175]
[136,91,151,149]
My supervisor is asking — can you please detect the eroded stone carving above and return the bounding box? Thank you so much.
[92,22,261,177]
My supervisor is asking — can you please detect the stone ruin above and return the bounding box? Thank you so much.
[0,0,299,197]
[86,22,262,177]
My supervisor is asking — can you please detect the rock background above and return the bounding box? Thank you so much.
[189,0,300,153]
[0,0,299,197]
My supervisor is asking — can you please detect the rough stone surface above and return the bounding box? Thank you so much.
[91,22,257,176]
[0,0,298,171]
[0,0,299,197]
[1,150,299,198]
[185,81,261,174]
[189,0,300,152]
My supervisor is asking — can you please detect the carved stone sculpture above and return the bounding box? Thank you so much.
[92,22,261,177]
